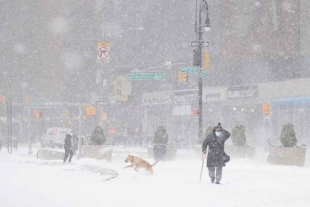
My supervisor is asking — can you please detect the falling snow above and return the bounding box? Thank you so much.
[1,1,310,206]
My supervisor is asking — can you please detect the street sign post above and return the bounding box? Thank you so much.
[127,74,165,80]
[181,67,199,74]
[191,41,209,47]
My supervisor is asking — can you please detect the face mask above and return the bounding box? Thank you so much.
[215,132,222,137]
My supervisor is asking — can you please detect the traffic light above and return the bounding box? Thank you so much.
[262,103,271,114]
[178,71,188,82]
[86,106,96,117]
[34,111,43,118]
[102,112,108,121]
[204,51,210,69]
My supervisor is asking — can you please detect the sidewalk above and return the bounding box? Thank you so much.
[0,145,118,182]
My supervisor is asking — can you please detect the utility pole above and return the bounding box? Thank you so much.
[78,104,82,158]
[6,65,13,154]
[193,0,211,145]
[7,100,12,154]
[27,107,33,155]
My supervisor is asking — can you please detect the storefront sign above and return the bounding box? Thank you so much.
[174,94,197,104]
[272,97,310,110]
[173,105,192,116]
[203,87,225,103]
[143,92,172,106]
[205,93,221,102]
[227,85,258,99]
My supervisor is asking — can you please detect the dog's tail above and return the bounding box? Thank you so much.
[151,161,159,167]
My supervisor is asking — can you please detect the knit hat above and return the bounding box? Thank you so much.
[68,130,73,135]
[215,122,223,131]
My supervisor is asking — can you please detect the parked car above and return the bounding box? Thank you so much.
[41,127,71,148]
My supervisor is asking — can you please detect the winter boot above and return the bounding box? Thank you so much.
[211,178,215,183]
[215,181,220,184]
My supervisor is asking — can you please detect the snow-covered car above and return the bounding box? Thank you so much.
[41,127,71,148]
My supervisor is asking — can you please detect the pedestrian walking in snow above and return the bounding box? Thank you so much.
[63,130,75,163]
[202,122,230,184]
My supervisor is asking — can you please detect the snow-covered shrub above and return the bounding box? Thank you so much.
[280,123,297,147]
[205,126,213,137]
[153,126,168,161]
[154,125,168,145]
[90,126,106,145]
[198,126,213,144]
[231,125,247,146]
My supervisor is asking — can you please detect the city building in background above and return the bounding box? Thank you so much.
[1,0,310,147]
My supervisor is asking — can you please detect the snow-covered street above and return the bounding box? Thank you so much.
[1,146,310,207]
[3,1,310,206]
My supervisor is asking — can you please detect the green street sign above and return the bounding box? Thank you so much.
[201,72,208,78]
[30,101,44,107]
[181,67,199,74]
[127,73,165,80]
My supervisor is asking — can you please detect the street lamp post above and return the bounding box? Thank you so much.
[194,0,211,144]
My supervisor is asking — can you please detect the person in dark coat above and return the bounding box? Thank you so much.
[63,130,75,163]
[202,122,230,184]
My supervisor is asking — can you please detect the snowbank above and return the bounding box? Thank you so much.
[0,147,309,207]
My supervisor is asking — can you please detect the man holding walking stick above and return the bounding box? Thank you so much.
[202,122,230,184]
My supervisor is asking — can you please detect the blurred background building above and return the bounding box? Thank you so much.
[1,0,310,147]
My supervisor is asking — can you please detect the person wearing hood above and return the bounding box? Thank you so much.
[202,122,230,184]
[63,130,75,163]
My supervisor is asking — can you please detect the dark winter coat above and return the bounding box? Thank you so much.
[64,134,74,151]
[202,128,230,168]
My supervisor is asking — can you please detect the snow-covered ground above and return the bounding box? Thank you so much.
[1,145,310,207]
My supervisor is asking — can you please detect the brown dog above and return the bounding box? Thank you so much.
[124,155,158,174]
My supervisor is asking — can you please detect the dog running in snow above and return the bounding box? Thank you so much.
[124,155,159,174]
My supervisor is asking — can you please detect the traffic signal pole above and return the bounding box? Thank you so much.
[27,107,33,155]
[195,1,204,147]
[6,100,12,154]
[78,104,82,158]
[197,30,203,147]
[194,0,211,146]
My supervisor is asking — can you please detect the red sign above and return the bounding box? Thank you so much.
[191,110,200,116]
[98,47,109,59]
[108,127,117,135]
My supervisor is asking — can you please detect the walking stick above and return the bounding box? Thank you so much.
[199,153,207,183]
